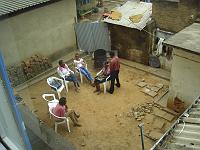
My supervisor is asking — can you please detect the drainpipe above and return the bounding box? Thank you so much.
[138,123,145,150]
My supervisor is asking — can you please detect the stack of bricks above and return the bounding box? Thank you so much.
[22,54,52,79]
[7,54,52,87]
[7,64,27,87]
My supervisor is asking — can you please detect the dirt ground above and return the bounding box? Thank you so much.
[18,61,170,150]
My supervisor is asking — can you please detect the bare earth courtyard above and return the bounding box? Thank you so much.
[18,60,170,150]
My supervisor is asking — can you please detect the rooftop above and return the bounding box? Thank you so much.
[164,23,200,54]
[103,1,152,30]
[0,0,58,17]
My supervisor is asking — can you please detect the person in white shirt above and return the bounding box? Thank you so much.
[74,53,93,83]
[57,60,80,91]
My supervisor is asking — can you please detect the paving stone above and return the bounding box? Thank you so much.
[153,107,175,122]
[152,117,166,129]
[147,91,158,97]
[137,81,147,87]
[141,87,151,94]
[155,83,164,89]
[149,130,163,140]
[151,86,161,92]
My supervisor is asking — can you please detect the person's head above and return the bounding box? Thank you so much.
[109,51,115,58]
[75,53,80,60]
[59,97,66,106]
[58,60,65,67]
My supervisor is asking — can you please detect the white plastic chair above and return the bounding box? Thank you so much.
[96,69,110,94]
[49,107,70,133]
[57,67,69,92]
[75,64,88,83]
[47,77,65,99]
[42,94,59,118]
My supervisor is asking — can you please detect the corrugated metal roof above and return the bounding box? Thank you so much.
[103,1,152,30]
[0,0,53,17]
[151,96,200,150]
[164,23,200,54]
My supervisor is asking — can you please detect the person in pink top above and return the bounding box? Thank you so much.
[93,61,110,94]
[53,97,81,127]
[57,60,80,92]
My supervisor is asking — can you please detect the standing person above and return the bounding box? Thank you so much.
[107,51,120,94]
[53,97,81,127]
[74,53,93,83]
[57,60,80,92]
[94,61,110,94]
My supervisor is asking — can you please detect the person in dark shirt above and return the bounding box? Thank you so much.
[107,51,120,94]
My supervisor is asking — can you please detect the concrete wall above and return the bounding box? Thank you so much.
[153,0,200,32]
[169,48,200,105]
[18,104,75,150]
[0,0,77,66]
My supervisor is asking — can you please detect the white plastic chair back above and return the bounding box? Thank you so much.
[57,67,69,92]
[47,77,65,99]
[49,107,70,133]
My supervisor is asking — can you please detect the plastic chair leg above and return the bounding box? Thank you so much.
[65,82,68,92]
[57,92,61,99]
[55,123,58,133]
[66,118,70,133]
[80,73,83,83]
[104,82,107,94]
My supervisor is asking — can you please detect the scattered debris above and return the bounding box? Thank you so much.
[15,94,23,103]
[127,102,154,121]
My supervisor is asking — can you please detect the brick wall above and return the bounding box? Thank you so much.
[153,0,200,32]
[108,21,155,65]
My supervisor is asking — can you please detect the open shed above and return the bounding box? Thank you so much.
[103,1,155,65]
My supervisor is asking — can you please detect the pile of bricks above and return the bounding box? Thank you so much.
[7,64,27,87]
[7,54,52,87]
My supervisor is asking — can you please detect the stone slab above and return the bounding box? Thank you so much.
[149,130,163,140]
[153,107,175,122]
[152,117,166,129]
[136,81,147,87]
[148,91,158,97]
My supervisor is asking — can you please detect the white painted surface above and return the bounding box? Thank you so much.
[169,48,200,105]
[0,79,25,150]
[103,1,152,30]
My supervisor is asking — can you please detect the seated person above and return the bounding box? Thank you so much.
[94,61,110,94]
[74,53,93,83]
[53,97,81,127]
[57,60,80,92]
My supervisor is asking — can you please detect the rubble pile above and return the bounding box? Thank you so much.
[127,102,155,121]
[7,54,52,87]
